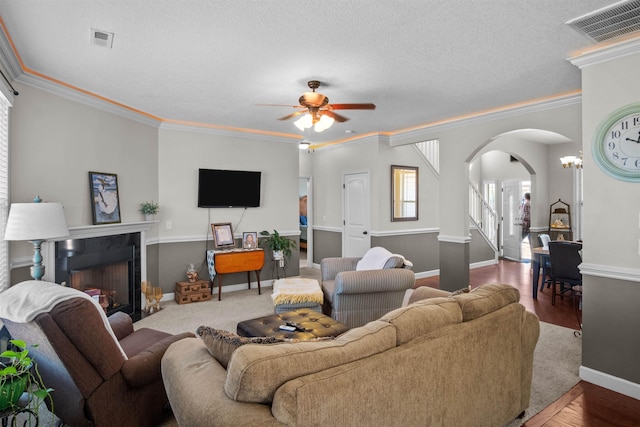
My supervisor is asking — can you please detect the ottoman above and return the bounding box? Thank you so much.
[236,308,349,340]
[271,277,323,314]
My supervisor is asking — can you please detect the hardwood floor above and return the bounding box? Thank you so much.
[415,259,640,426]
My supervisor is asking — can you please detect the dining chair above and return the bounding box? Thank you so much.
[537,234,552,291]
[548,241,583,306]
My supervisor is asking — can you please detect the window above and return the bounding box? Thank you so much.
[0,93,9,291]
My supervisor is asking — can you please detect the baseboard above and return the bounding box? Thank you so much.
[580,365,640,400]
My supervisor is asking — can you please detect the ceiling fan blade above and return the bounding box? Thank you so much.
[256,103,302,108]
[329,103,376,110]
[278,111,307,121]
[323,110,349,122]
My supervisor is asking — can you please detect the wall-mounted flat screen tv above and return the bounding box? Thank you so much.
[197,168,261,208]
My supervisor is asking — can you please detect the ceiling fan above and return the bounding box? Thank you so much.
[262,80,376,132]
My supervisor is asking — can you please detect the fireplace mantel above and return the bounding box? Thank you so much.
[65,221,158,240]
[43,221,157,283]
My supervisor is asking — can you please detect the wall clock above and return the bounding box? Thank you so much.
[592,103,640,182]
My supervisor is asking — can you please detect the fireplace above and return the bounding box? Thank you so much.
[54,232,142,320]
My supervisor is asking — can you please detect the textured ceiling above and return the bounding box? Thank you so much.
[0,0,622,145]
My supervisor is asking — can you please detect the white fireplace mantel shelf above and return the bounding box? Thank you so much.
[62,221,159,241]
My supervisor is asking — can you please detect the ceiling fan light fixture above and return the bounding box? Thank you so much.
[314,115,334,132]
[294,114,313,131]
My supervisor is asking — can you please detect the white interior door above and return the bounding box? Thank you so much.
[502,180,522,261]
[343,172,371,257]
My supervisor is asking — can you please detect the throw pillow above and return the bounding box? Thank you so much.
[196,326,284,369]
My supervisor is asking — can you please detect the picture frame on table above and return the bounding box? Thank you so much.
[212,222,235,249]
[89,171,121,225]
[242,232,258,249]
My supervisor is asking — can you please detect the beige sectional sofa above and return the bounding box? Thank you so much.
[162,283,540,426]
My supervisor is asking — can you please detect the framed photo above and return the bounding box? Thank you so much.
[242,232,258,249]
[89,171,121,225]
[212,222,235,249]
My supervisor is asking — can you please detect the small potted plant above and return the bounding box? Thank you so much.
[0,339,53,412]
[140,201,159,220]
[259,230,297,265]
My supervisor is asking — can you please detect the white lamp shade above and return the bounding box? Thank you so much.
[4,202,70,241]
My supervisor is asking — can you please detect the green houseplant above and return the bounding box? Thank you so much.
[259,230,297,261]
[140,201,159,220]
[0,339,53,412]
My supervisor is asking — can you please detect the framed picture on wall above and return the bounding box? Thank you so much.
[212,222,235,249]
[89,171,121,225]
[243,232,258,249]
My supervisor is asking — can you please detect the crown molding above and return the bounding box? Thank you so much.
[389,93,582,147]
[16,73,162,128]
[568,37,640,69]
[159,122,298,143]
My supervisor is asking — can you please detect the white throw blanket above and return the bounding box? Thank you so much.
[0,280,127,359]
[271,278,323,305]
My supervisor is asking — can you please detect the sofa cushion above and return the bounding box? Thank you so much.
[452,283,520,321]
[196,326,284,369]
[380,297,462,345]
[224,320,396,403]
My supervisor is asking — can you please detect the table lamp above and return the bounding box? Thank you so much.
[4,196,70,280]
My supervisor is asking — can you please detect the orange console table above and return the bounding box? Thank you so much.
[213,249,265,301]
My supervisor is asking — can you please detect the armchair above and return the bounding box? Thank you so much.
[0,280,193,427]
[321,254,415,328]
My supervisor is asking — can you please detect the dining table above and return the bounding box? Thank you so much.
[531,246,550,299]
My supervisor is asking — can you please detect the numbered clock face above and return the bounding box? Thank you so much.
[593,103,640,182]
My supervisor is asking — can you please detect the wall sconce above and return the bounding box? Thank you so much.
[560,151,583,169]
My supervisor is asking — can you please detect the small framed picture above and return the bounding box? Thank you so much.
[212,223,235,249]
[243,232,258,249]
[89,171,121,225]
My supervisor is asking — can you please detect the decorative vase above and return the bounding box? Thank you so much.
[272,250,283,260]
[145,214,154,221]
[0,373,28,411]
[186,263,198,283]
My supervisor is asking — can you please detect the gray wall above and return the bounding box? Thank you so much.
[578,47,640,392]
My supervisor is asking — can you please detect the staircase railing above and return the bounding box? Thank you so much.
[469,182,498,250]
[414,139,498,251]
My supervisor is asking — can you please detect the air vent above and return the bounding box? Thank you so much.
[90,28,114,48]
[567,0,640,42]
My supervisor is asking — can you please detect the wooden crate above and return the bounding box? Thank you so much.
[175,280,208,294]
[175,288,212,304]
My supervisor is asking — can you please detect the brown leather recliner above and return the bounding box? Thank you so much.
[0,281,193,427]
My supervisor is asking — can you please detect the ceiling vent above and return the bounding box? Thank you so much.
[90,28,114,48]
[567,0,640,42]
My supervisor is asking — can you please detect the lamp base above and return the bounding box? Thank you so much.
[29,239,45,281]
